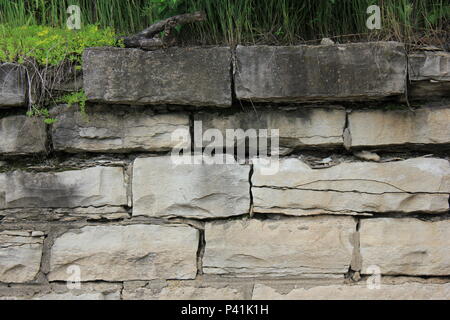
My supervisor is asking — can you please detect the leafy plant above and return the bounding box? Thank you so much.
[60,90,88,116]
[26,105,57,124]
[0,24,119,66]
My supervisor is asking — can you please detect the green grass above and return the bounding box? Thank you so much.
[0,0,448,45]
[0,24,120,66]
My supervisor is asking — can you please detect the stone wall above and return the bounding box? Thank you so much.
[0,42,449,300]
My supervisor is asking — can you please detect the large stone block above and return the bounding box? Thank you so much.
[0,231,44,283]
[203,217,356,277]
[348,106,450,149]
[408,51,450,98]
[235,42,406,103]
[132,156,250,219]
[360,218,450,276]
[0,166,127,209]
[252,282,450,300]
[252,158,450,215]
[194,107,346,151]
[48,224,199,281]
[0,115,47,156]
[0,64,26,107]
[52,105,190,153]
[83,47,232,107]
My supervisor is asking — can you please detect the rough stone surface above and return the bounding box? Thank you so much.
[253,158,450,215]
[0,166,127,209]
[235,42,406,103]
[0,283,121,300]
[360,218,450,276]
[0,231,44,283]
[52,105,190,153]
[132,156,250,219]
[83,47,232,107]
[408,51,450,98]
[122,281,247,300]
[203,217,355,277]
[0,174,5,208]
[49,224,199,282]
[36,284,121,300]
[409,51,450,81]
[252,282,450,300]
[0,64,26,107]
[0,115,47,156]
[194,107,346,151]
[349,106,450,148]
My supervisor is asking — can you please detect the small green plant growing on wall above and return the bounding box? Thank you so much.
[60,90,88,116]
[26,106,57,124]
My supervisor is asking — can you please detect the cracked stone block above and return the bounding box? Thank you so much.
[409,51,450,98]
[360,218,450,276]
[252,282,450,300]
[348,106,450,149]
[203,217,356,277]
[0,166,127,209]
[0,64,26,108]
[48,224,199,282]
[122,281,247,300]
[194,107,346,152]
[52,105,190,153]
[132,156,250,219]
[235,42,406,103]
[0,115,47,156]
[0,230,44,283]
[252,157,450,215]
[83,47,232,107]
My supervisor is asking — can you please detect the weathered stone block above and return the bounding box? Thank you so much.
[194,107,346,151]
[0,166,127,209]
[0,231,44,283]
[83,47,232,107]
[52,105,190,153]
[35,283,121,300]
[408,51,450,98]
[203,217,355,277]
[253,158,450,215]
[252,282,450,300]
[0,283,121,300]
[0,115,47,156]
[409,51,450,81]
[122,281,247,300]
[48,224,199,281]
[348,106,450,149]
[360,218,450,276]
[235,42,406,103]
[0,64,26,107]
[132,156,250,219]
